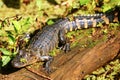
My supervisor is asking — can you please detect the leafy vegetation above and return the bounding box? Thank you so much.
[84,59,120,80]
[0,0,120,79]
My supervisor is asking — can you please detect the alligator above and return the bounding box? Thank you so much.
[11,12,115,73]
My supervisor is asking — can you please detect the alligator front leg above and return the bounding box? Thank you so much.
[58,29,70,52]
[40,56,53,73]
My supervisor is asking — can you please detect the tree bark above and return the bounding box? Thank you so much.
[50,33,120,80]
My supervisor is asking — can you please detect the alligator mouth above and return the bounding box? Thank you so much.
[11,57,38,68]
[11,60,27,68]
[11,62,24,68]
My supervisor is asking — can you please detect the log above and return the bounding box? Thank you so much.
[50,33,120,80]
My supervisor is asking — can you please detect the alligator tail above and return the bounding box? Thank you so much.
[64,13,115,33]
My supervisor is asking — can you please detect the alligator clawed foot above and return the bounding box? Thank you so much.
[44,66,52,74]
[43,56,53,74]
[59,43,71,53]
[43,63,52,74]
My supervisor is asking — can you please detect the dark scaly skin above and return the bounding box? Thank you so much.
[11,13,114,72]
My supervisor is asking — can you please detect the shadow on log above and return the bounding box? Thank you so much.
[50,33,120,80]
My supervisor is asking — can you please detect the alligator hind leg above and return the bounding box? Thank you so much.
[58,30,70,52]
[40,56,53,73]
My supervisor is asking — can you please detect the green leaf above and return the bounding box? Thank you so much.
[102,4,112,12]
[0,30,7,36]
[21,17,31,32]
[13,51,18,56]
[0,25,2,28]
[0,1,4,8]
[102,29,108,34]
[12,48,19,56]
[36,0,42,10]
[0,48,12,56]
[47,19,54,25]
[2,56,11,67]
[8,34,15,45]
[22,17,31,26]
[12,21,21,33]
[80,0,90,5]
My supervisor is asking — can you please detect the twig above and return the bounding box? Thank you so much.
[25,67,52,80]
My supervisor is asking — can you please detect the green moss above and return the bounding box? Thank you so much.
[49,48,60,56]
[20,58,27,63]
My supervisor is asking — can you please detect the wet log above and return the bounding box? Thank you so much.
[50,33,120,80]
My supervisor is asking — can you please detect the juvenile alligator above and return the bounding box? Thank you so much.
[11,12,114,72]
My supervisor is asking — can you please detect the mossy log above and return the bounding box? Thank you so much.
[50,33,120,80]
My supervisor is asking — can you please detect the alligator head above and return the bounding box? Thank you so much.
[11,49,39,68]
